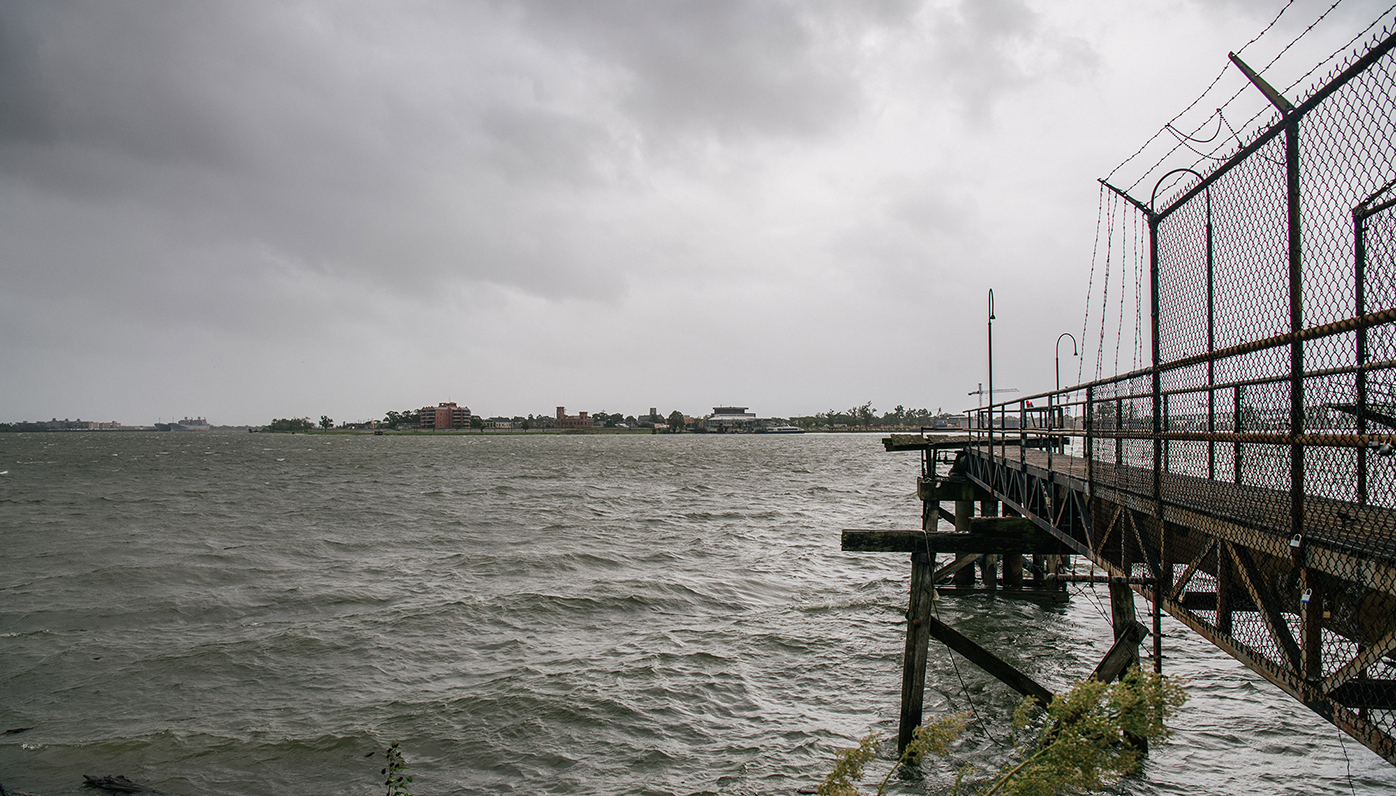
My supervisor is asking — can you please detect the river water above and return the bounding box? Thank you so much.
[2,431,1393,795]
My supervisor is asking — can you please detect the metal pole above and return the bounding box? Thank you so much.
[1149,211,1166,675]
[1286,110,1305,546]
[988,289,996,460]
[1207,186,1216,481]
[1357,207,1369,504]
[1057,333,1077,459]
[1056,332,1078,395]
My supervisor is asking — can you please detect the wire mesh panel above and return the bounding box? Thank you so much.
[957,22,1396,762]
[1073,26,1396,762]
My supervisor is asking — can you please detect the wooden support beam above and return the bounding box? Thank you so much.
[918,477,989,503]
[981,500,999,591]
[954,499,976,587]
[884,434,972,452]
[841,526,1073,555]
[925,615,1054,706]
[1109,582,1140,672]
[900,552,936,752]
[1003,553,1024,589]
[981,554,999,591]
[933,553,982,581]
[1092,620,1151,683]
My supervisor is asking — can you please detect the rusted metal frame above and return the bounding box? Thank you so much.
[1160,593,1396,765]
[1205,184,1217,481]
[1025,467,1052,520]
[1020,401,1028,506]
[960,468,1101,563]
[1157,358,1396,400]
[1229,51,1295,114]
[1124,508,1164,583]
[1086,384,1095,498]
[1059,306,1396,401]
[1094,504,1125,557]
[1284,110,1306,596]
[1072,488,1093,546]
[1148,208,1167,675]
[1300,567,1324,681]
[1218,540,1236,635]
[1170,539,1219,601]
[1356,208,1370,504]
[1234,385,1244,484]
[1154,28,1396,225]
[1322,626,1396,693]
[1149,490,1396,599]
[1227,544,1303,674]
[1082,429,1394,448]
[1052,480,1073,529]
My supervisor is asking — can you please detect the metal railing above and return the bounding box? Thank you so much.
[963,23,1396,760]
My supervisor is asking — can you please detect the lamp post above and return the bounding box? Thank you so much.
[988,289,996,455]
[1055,333,1078,395]
[1056,332,1078,454]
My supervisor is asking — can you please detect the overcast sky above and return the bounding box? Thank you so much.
[2,0,1390,425]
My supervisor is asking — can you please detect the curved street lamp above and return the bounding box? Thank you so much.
[1055,332,1078,394]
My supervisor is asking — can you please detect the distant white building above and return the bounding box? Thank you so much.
[702,406,759,433]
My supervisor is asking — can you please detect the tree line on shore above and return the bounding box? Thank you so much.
[790,403,959,429]
[263,403,958,433]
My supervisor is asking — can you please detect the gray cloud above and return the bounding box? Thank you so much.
[0,0,1387,423]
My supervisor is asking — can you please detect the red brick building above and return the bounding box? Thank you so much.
[420,402,472,430]
[556,406,593,429]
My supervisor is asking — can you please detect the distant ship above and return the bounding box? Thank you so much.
[759,425,805,434]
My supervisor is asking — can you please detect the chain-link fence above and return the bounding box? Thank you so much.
[964,24,1396,763]
[1090,26,1396,761]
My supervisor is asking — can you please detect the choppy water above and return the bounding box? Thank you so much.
[1,431,1393,795]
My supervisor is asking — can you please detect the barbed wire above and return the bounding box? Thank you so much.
[1284,1,1396,93]
[1078,183,1104,387]
[1110,0,1372,193]
[1103,0,1298,184]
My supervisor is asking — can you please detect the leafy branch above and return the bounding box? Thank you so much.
[383,742,413,796]
[816,667,1187,796]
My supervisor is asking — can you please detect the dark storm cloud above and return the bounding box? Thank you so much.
[6,0,1385,424]
[511,0,909,142]
[0,0,1083,311]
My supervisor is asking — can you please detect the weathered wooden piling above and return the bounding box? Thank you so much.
[851,433,1168,752]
